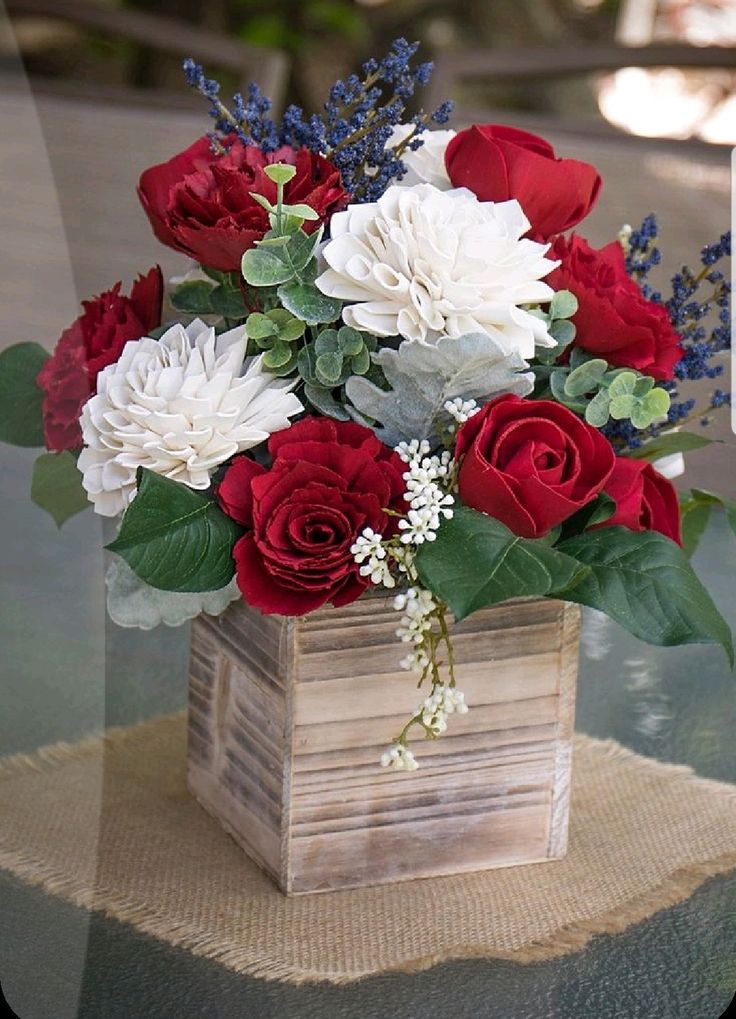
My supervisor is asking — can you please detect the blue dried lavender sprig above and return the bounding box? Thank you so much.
[612,221,732,447]
[182,39,454,203]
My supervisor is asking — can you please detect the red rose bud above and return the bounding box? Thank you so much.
[548,234,683,381]
[598,457,682,546]
[36,267,163,452]
[137,137,348,273]
[455,394,615,539]
[444,124,601,240]
[217,418,406,616]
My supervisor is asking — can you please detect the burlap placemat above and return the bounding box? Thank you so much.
[1,713,735,984]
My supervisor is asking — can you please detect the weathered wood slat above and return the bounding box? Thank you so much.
[187,596,580,894]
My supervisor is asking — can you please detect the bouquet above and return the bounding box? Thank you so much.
[1,40,732,772]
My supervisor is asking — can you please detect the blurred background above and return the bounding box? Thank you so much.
[1,0,736,142]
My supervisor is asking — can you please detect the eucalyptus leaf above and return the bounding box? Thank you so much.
[415,506,587,621]
[263,340,294,370]
[241,246,297,287]
[278,282,342,325]
[337,326,364,357]
[0,342,49,447]
[303,383,351,421]
[549,319,576,346]
[31,451,89,527]
[554,527,734,664]
[585,389,611,427]
[564,358,608,397]
[549,290,579,320]
[246,312,279,341]
[106,468,243,593]
[351,346,371,375]
[315,350,344,386]
[345,332,534,447]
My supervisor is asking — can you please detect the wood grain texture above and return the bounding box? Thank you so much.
[187,596,581,894]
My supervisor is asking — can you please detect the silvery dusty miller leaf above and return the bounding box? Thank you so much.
[345,332,533,447]
[105,560,240,630]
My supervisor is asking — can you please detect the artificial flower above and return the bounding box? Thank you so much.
[387,123,456,188]
[217,417,406,615]
[598,457,682,545]
[444,124,601,240]
[455,394,615,538]
[547,234,684,381]
[316,183,558,355]
[36,267,163,452]
[77,319,303,517]
[138,137,347,272]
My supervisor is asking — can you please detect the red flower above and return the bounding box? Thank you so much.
[548,234,683,381]
[444,124,601,240]
[138,138,348,272]
[598,457,682,546]
[455,394,615,539]
[36,267,163,452]
[217,418,406,615]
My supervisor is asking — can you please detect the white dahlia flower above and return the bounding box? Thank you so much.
[315,184,558,354]
[78,319,303,517]
[387,124,456,189]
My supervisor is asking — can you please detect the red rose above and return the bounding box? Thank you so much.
[36,267,163,452]
[455,394,615,538]
[217,418,406,615]
[138,138,348,272]
[548,234,683,381]
[598,457,682,546]
[444,124,601,240]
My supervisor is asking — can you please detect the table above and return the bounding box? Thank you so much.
[1,64,734,1019]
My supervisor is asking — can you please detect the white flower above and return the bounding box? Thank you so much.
[78,319,303,517]
[444,397,480,425]
[380,743,419,771]
[316,183,558,355]
[387,124,456,189]
[350,528,396,588]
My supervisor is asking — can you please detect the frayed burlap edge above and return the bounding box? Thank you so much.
[1,717,736,985]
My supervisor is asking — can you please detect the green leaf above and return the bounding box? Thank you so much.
[249,191,276,213]
[549,290,578,320]
[414,505,588,622]
[585,389,611,427]
[303,383,350,421]
[642,387,671,418]
[315,350,344,386]
[559,492,616,540]
[314,329,339,355]
[607,371,638,398]
[0,342,49,447]
[337,326,363,356]
[106,468,243,593]
[609,394,637,419]
[210,285,247,319]
[170,280,215,314]
[280,202,320,221]
[633,375,655,397]
[278,282,342,325]
[564,358,608,397]
[31,451,89,527]
[628,431,717,461]
[264,162,297,185]
[262,340,294,370]
[680,500,712,558]
[241,246,297,287]
[246,312,279,341]
[351,345,371,375]
[548,319,576,346]
[555,527,734,664]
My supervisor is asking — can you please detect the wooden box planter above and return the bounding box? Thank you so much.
[187,595,581,895]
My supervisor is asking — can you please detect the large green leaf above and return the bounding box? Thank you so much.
[414,505,587,621]
[277,282,342,325]
[0,342,49,447]
[679,487,736,557]
[627,430,716,461]
[106,468,243,593]
[31,451,90,527]
[555,527,733,664]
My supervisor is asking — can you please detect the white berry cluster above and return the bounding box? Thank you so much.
[420,684,469,735]
[350,528,396,588]
[444,397,480,425]
[397,446,454,545]
[380,742,419,771]
[394,587,437,647]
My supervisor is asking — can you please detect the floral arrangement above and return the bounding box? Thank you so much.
[1,40,732,771]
